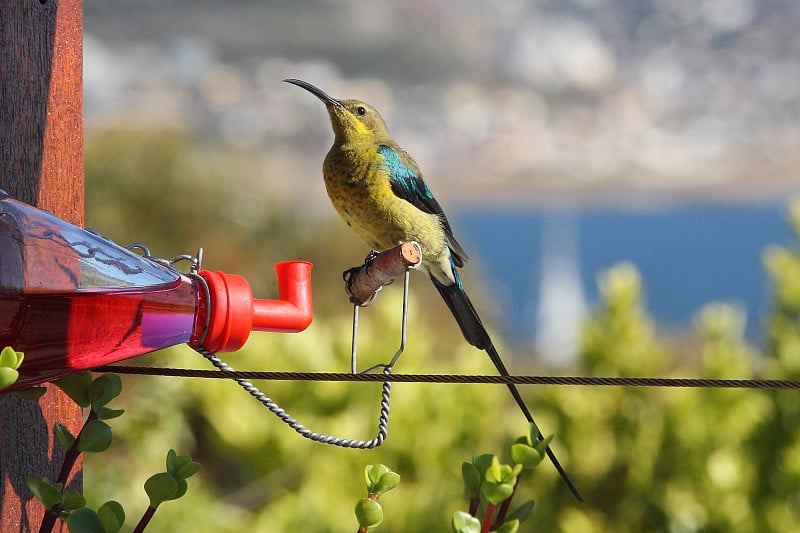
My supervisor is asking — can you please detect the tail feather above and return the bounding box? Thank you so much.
[433,279,584,503]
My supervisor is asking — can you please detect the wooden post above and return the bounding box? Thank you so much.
[0,1,84,531]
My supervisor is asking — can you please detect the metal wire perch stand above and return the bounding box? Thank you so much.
[137,244,410,450]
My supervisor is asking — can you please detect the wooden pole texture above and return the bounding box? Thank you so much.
[0,1,84,531]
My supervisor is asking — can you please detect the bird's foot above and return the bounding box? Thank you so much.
[363,249,381,265]
[342,265,360,283]
[342,249,382,283]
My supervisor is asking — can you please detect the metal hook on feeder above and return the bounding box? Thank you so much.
[343,242,422,374]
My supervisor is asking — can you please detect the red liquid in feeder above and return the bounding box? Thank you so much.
[0,280,198,384]
[0,193,199,387]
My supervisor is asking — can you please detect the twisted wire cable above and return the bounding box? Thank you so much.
[93,364,800,389]
[191,345,391,449]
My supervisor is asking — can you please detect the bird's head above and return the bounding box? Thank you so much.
[284,78,391,145]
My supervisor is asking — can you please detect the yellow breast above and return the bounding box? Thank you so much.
[323,146,447,264]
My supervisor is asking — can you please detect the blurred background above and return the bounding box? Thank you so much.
[81,1,800,531]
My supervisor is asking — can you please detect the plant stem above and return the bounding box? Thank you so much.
[38,410,99,533]
[481,503,496,533]
[133,506,157,533]
[494,475,520,527]
[56,410,98,485]
[468,495,481,516]
[37,505,60,533]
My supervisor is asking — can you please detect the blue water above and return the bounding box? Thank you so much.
[453,203,795,345]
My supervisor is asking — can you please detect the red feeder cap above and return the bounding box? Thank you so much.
[194,261,313,352]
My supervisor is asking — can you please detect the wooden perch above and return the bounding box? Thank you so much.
[344,242,422,306]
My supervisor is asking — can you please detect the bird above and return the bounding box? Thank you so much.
[284,78,582,503]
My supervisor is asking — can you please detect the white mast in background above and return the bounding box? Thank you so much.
[535,211,586,365]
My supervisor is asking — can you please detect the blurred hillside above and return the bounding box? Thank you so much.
[84,0,800,209]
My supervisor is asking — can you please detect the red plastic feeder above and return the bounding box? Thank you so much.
[0,191,313,391]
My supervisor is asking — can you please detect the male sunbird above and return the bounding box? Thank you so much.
[285,78,582,503]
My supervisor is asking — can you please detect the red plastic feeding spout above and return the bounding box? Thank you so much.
[194,261,313,353]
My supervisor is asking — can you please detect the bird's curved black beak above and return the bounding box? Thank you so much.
[284,78,342,107]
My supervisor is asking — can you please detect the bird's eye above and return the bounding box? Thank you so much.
[355,106,367,116]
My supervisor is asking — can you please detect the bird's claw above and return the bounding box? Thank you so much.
[342,265,360,283]
[342,249,382,282]
[363,249,381,265]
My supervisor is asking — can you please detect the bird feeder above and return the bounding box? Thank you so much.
[0,190,313,392]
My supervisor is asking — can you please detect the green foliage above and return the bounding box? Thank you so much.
[0,346,24,390]
[461,462,482,496]
[97,501,126,533]
[454,428,541,532]
[355,465,399,530]
[78,420,113,454]
[763,198,800,376]
[510,424,551,469]
[364,464,400,497]
[25,371,197,533]
[90,374,124,410]
[481,456,520,504]
[66,508,105,533]
[25,476,123,533]
[26,478,64,510]
[56,372,94,407]
[144,450,201,509]
[55,423,77,449]
[495,519,519,533]
[452,511,481,533]
[354,498,383,530]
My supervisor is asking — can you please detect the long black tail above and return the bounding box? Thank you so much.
[433,279,584,503]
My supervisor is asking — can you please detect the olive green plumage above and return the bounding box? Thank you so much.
[285,78,582,502]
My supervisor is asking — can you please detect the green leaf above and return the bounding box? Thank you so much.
[89,373,122,410]
[462,462,481,495]
[26,477,62,509]
[77,420,112,453]
[0,366,19,391]
[144,472,179,508]
[66,507,104,533]
[172,478,189,501]
[488,463,522,488]
[0,346,23,389]
[506,463,523,483]
[365,464,390,491]
[451,511,481,533]
[54,423,76,450]
[373,471,400,496]
[511,443,542,468]
[496,518,520,533]
[165,450,200,480]
[165,449,177,473]
[354,498,383,528]
[505,500,535,523]
[169,452,193,476]
[174,459,201,481]
[480,482,514,505]
[97,501,125,533]
[95,407,125,420]
[14,386,47,400]
[55,372,93,407]
[472,454,494,478]
[61,489,86,511]
[486,456,503,483]
[533,434,555,458]
[0,346,23,369]
[526,422,540,446]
